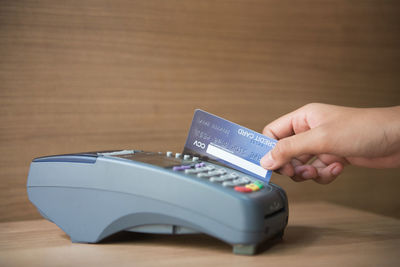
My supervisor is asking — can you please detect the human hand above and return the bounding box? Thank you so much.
[260,103,400,184]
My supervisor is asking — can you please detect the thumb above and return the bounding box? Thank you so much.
[260,127,327,170]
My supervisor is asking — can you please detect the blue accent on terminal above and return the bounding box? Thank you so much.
[33,155,97,164]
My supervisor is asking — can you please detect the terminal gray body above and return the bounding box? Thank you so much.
[27,150,288,255]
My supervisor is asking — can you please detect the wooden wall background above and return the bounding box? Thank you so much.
[1,0,399,222]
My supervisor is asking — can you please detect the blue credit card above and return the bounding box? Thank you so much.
[183,109,277,183]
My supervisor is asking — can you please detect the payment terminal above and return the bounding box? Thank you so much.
[27,150,288,255]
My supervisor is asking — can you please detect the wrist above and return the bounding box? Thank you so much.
[379,106,400,156]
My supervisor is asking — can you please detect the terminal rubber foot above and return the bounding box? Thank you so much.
[232,244,257,255]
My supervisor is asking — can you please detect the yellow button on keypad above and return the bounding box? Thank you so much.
[245,184,260,192]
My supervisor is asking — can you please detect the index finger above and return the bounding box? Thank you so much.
[263,106,309,140]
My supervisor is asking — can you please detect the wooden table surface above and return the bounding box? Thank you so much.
[1,202,399,267]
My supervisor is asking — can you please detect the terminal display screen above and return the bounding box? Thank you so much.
[115,152,182,168]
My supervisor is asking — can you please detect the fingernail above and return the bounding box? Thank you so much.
[331,166,341,176]
[260,152,274,169]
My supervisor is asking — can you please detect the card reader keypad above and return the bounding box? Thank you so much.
[172,159,264,194]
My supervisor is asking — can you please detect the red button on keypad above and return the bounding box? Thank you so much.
[234,186,252,193]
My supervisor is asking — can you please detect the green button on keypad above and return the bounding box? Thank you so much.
[254,180,264,189]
